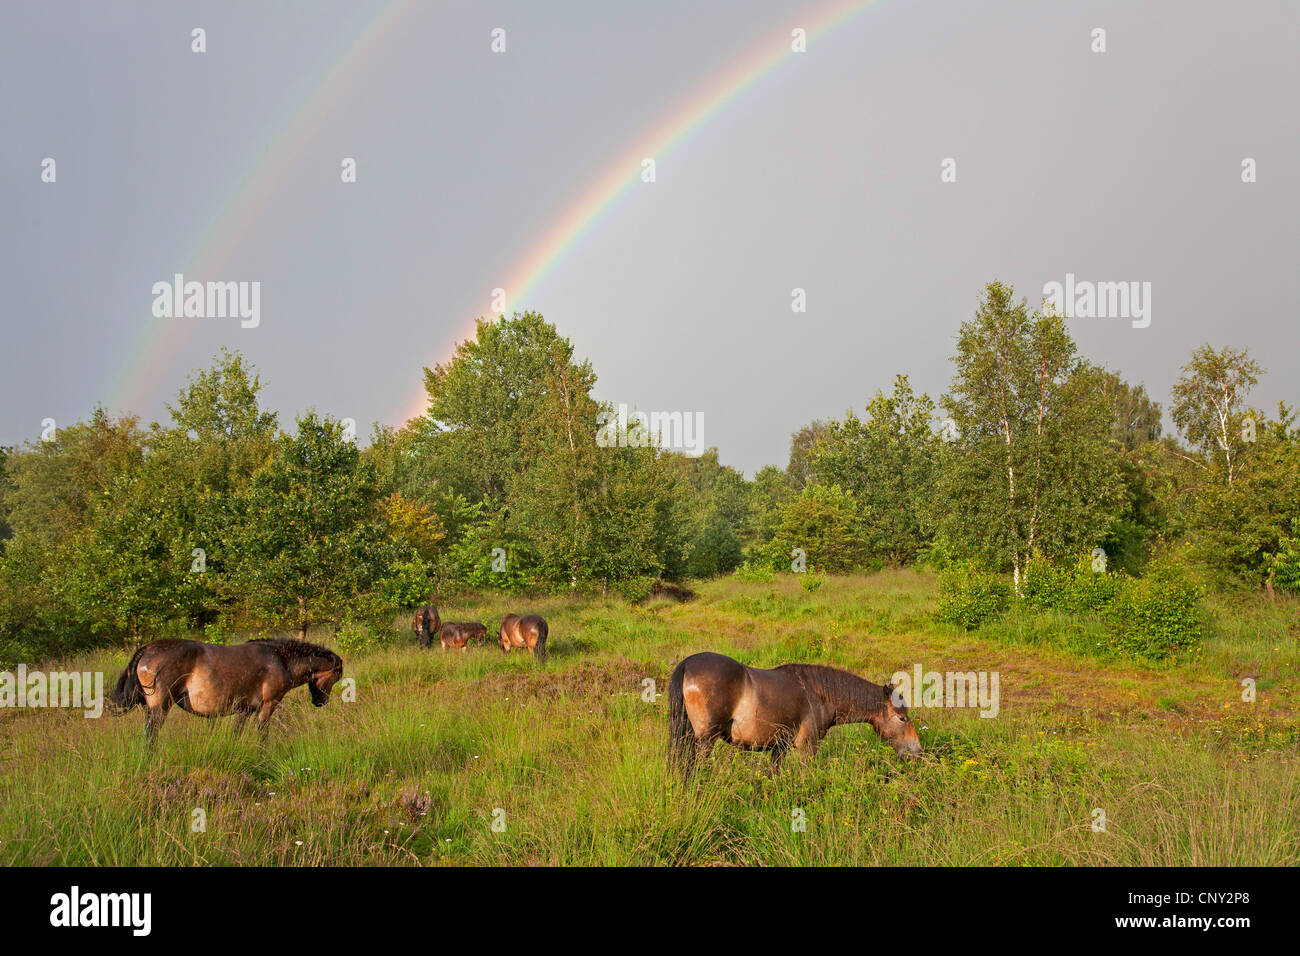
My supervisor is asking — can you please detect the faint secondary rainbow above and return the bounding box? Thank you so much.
[107,0,419,416]
[401,0,889,423]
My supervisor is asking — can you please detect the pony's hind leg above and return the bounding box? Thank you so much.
[142,703,170,753]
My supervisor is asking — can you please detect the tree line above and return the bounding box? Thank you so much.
[1,282,1296,661]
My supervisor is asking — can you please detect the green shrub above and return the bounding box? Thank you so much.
[1020,551,1068,610]
[1066,554,1123,612]
[798,570,825,593]
[379,557,435,610]
[734,562,775,584]
[1268,518,1300,593]
[1105,555,1205,660]
[613,575,656,603]
[333,620,383,653]
[936,564,1011,630]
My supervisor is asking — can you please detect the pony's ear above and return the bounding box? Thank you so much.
[882,682,895,697]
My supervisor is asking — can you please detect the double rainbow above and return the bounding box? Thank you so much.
[108,0,888,427]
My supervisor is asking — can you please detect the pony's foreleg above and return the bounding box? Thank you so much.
[793,724,823,760]
[256,700,280,740]
[767,749,786,777]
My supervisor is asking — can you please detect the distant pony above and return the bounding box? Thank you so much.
[668,651,920,778]
[110,637,343,746]
[498,614,548,662]
[439,621,488,651]
[412,605,441,648]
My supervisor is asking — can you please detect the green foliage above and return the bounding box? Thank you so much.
[380,557,435,609]
[613,574,657,603]
[935,563,1012,629]
[939,282,1124,581]
[686,512,743,578]
[1017,549,1205,660]
[1187,404,1300,589]
[798,570,825,593]
[1104,553,1205,660]
[1269,518,1300,593]
[733,561,775,584]
[447,512,533,593]
[767,483,866,573]
[1171,344,1261,482]
[747,465,794,547]
[333,620,384,653]
[221,413,400,636]
[1019,551,1068,610]
[810,374,939,566]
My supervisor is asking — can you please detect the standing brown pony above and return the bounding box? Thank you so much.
[412,605,441,648]
[668,651,921,778]
[110,637,344,745]
[439,621,488,651]
[498,614,548,662]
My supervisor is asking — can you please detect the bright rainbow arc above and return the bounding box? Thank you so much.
[402,0,886,423]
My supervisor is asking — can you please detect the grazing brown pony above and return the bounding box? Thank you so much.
[668,651,921,778]
[439,621,488,651]
[412,605,441,648]
[498,614,548,662]
[110,637,344,746]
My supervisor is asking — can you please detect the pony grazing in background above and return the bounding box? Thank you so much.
[667,651,921,779]
[412,605,441,648]
[110,637,344,746]
[439,621,488,651]
[498,614,548,662]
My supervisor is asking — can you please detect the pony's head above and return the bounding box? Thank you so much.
[874,683,922,758]
[307,649,344,707]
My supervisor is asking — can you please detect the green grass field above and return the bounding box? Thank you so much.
[2,570,1297,866]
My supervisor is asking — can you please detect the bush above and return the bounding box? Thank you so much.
[379,557,435,610]
[613,575,656,603]
[1020,551,1068,610]
[734,562,775,584]
[936,564,1011,630]
[333,620,383,653]
[1065,554,1123,613]
[1105,555,1205,660]
[1268,518,1300,593]
[798,570,825,593]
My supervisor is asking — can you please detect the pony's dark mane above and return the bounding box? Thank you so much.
[249,637,340,663]
[776,663,889,715]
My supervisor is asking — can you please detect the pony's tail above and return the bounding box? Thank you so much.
[667,659,695,781]
[533,621,549,664]
[109,645,149,713]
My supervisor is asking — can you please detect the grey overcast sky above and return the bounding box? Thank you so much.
[3,0,1297,475]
